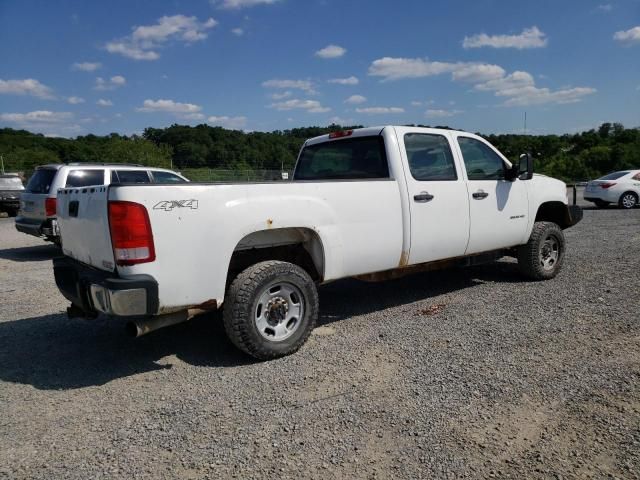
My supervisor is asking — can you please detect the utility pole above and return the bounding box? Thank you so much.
[1,155,4,174]
[524,112,527,135]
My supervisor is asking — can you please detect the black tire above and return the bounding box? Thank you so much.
[517,221,566,280]
[618,191,638,209]
[223,260,319,360]
[594,199,609,208]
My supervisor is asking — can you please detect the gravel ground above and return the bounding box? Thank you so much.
[1,195,639,479]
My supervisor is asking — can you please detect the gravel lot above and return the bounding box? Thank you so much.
[1,195,639,479]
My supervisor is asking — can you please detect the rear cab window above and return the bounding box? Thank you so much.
[25,168,57,194]
[65,169,105,187]
[294,136,389,180]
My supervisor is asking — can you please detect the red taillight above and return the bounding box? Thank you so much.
[108,201,155,266]
[329,130,353,139]
[45,197,57,217]
[600,182,616,189]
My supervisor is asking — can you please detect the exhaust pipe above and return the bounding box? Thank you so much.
[126,310,190,338]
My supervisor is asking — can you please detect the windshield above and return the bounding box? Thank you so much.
[25,168,57,194]
[0,177,24,190]
[598,171,629,181]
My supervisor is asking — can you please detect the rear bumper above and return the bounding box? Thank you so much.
[53,256,159,318]
[15,216,59,238]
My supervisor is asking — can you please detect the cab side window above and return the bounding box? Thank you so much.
[152,171,186,183]
[458,137,505,180]
[114,170,151,184]
[633,172,640,181]
[404,133,457,181]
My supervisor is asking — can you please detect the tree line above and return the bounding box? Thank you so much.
[1,122,638,182]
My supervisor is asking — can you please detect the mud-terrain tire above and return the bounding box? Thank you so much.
[517,221,566,280]
[223,260,319,360]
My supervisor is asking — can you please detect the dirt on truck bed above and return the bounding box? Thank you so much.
[0,196,639,479]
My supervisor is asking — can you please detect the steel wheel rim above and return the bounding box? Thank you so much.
[254,282,305,342]
[622,194,636,208]
[540,236,560,271]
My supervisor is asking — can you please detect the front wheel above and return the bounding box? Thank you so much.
[223,260,319,360]
[619,192,638,209]
[517,222,566,280]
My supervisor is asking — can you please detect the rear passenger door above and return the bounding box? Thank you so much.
[454,135,529,254]
[396,127,470,264]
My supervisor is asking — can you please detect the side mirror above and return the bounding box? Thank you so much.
[518,153,534,180]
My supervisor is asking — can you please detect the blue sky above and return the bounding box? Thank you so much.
[1,0,639,137]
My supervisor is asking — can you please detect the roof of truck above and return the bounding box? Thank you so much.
[304,125,466,146]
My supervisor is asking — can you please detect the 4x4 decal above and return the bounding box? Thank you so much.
[153,199,199,211]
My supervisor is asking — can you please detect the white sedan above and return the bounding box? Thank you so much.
[584,170,640,209]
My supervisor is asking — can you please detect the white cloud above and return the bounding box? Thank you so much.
[182,113,206,121]
[500,86,597,107]
[369,57,460,81]
[271,91,292,100]
[328,116,354,125]
[315,44,347,59]
[207,115,248,129]
[613,26,640,45]
[94,76,127,91]
[262,79,316,94]
[425,109,462,118]
[597,4,613,12]
[136,99,203,114]
[345,94,367,104]
[328,76,359,85]
[0,111,72,124]
[67,96,85,104]
[72,62,102,72]
[473,71,596,106]
[96,99,113,107]
[463,26,548,49]
[369,56,596,108]
[0,78,55,99]
[270,99,330,113]
[214,0,282,9]
[411,100,435,107]
[231,27,244,36]
[451,64,506,83]
[106,15,217,61]
[355,107,404,114]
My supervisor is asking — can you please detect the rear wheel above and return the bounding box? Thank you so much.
[619,192,638,209]
[517,221,566,280]
[223,260,318,360]
[594,199,609,208]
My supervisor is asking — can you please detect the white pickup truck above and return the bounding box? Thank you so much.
[53,126,582,359]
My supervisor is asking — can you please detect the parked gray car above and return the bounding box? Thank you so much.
[0,174,25,217]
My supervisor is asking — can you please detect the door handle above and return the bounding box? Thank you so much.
[414,192,434,203]
[472,190,489,200]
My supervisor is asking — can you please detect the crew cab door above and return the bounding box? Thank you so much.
[395,127,470,264]
[453,134,529,254]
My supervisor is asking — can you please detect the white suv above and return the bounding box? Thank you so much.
[584,170,640,209]
[15,164,188,243]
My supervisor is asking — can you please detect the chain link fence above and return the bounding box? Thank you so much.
[179,169,294,182]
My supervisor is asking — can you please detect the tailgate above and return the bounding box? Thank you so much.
[19,192,47,219]
[57,186,116,272]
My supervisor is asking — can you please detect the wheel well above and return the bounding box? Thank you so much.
[227,228,324,287]
[535,201,572,229]
[621,191,638,199]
